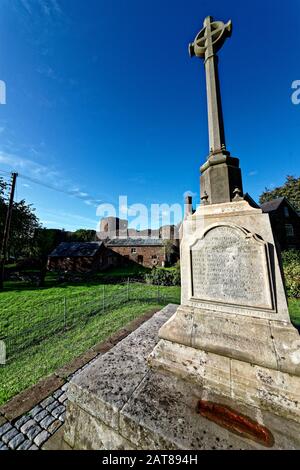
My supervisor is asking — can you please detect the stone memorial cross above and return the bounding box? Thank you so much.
[189,17,243,204]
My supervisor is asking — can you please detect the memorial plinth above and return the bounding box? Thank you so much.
[148,200,300,426]
[62,17,300,449]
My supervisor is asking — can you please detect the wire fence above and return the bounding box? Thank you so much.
[0,280,180,364]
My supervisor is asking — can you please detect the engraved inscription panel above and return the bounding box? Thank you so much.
[191,225,273,309]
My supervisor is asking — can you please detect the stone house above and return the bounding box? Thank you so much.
[261,197,300,251]
[47,242,105,273]
[48,238,178,273]
[105,238,167,268]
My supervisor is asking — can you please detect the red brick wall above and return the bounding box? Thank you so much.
[48,255,99,273]
[108,245,166,268]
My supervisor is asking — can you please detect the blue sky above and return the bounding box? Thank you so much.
[0,0,299,231]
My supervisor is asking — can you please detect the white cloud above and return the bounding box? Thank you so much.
[19,0,63,18]
[20,0,32,15]
[248,171,258,177]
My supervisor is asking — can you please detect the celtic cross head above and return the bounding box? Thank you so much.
[189,16,232,59]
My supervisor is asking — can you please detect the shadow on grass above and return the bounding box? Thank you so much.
[3,265,151,293]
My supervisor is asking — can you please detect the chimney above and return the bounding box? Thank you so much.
[184,195,193,219]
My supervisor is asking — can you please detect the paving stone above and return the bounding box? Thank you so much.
[46,400,60,413]
[8,433,25,450]
[17,439,32,450]
[47,419,62,434]
[61,383,68,392]
[40,396,55,408]
[26,423,42,441]
[2,427,18,444]
[52,389,63,400]
[34,430,50,447]
[0,442,9,450]
[0,421,12,438]
[58,392,67,403]
[29,405,43,418]
[34,410,48,422]
[51,405,65,419]
[20,418,36,434]
[29,444,39,450]
[40,415,55,430]
[14,414,30,430]
[58,411,66,422]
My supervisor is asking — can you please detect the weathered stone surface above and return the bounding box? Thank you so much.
[190,224,273,309]
[16,438,32,450]
[40,396,55,408]
[29,405,42,418]
[64,401,135,450]
[67,305,176,433]
[20,418,36,434]
[2,427,18,444]
[8,432,25,450]
[179,200,289,321]
[34,430,50,446]
[34,410,49,423]
[28,444,39,450]
[52,405,65,419]
[0,421,12,437]
[63,306,300,450]
[42,426,72,451]
[0,442,9,450]
[40,415,55,430]
[52,389,63,400]
[15,414,30,430]
[26,423,42,440]
[47,419,62,434]
[58,392,67,403]
[46,400,60,413]
[150,338,300,424]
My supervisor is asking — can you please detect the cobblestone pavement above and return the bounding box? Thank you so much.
[0,383,68,450]
[0,359,98,451]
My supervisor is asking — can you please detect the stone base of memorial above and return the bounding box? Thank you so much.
[149,199,300,426]
[62,304,300,450]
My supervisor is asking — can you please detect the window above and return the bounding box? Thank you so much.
[151,255,157,259]
[285,224,294,237]
[131,248,136,254]
[284,206,289,218]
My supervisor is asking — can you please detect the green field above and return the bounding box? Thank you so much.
[0,272,180,406]
[289,298,300,328]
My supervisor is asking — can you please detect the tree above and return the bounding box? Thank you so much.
[259,175,300,212]
[9,200,41,259]
[0,177,41,260]
[69,229,96,242]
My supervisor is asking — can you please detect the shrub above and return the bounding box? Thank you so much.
[282,250,300,298]
[145,266,181,286]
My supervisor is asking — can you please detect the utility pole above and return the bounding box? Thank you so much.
[0,172,18,289]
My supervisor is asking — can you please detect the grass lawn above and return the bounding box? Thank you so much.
[289,298,300,328]
[0,271,180,406]
[0,299,173,406]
